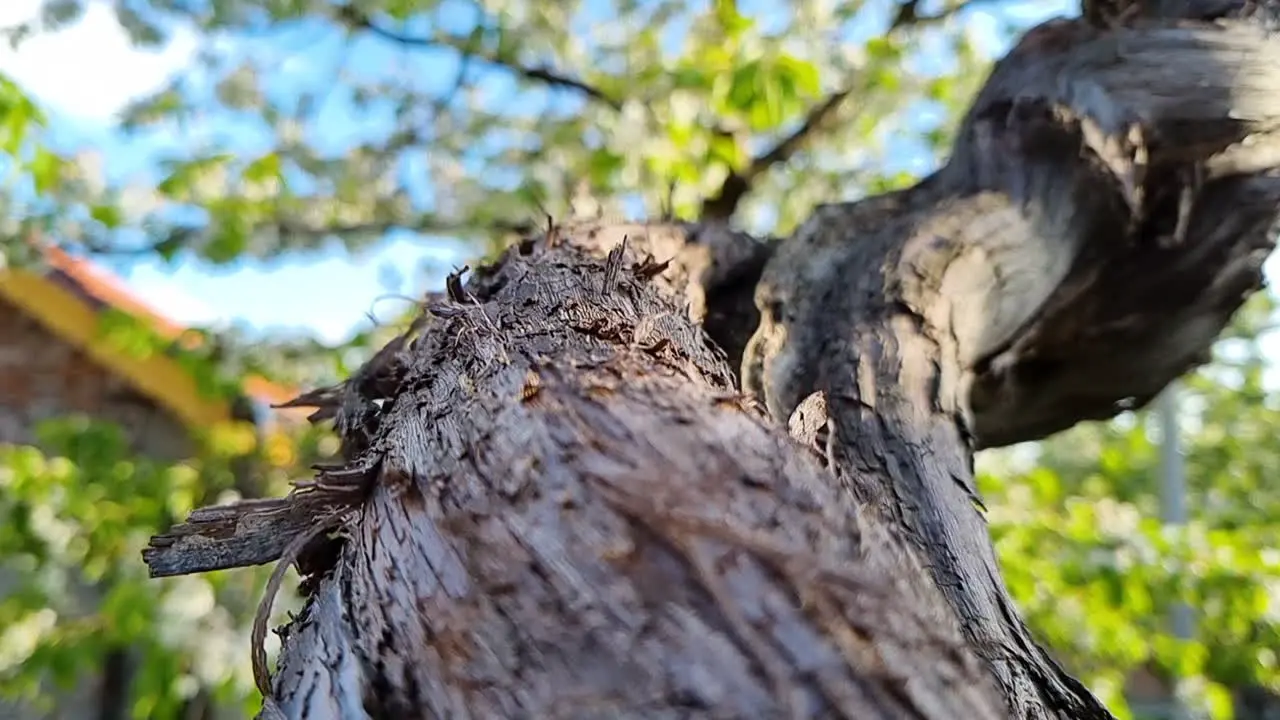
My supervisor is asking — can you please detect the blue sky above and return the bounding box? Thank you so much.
[0,0,462,342]
[11,0,1259,350]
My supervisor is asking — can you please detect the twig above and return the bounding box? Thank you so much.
[71,213,533,260]
[431,5,483,116]
[700,0,989,221]
[335,5,623,111]
[251,512,351,699]
[891,0,989,30]
[701,88,855,220]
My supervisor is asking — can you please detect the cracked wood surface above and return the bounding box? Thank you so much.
[143,8,1280,720]
[259,237,1000,719]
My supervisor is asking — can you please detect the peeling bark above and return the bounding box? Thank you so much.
[143,9,1280,720]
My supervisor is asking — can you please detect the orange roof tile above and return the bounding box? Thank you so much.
[2,242,306,427]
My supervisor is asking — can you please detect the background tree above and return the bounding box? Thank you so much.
[980,290,1280,719]
[2,0,1003,262]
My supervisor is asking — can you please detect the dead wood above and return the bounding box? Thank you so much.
[151,232,1005,719]
[142,8,1280,720]
[748,19,1280,449]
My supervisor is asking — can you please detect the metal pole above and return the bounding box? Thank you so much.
[1157,383,1194,719]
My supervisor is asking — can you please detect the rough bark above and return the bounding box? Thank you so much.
[743,12,1280,720]
[149,232,1005,719]
[142,8,1280,720]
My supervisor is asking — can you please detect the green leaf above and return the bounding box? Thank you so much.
[713,0,754,38]
[708,132,745,168]
[727,60,762,113]
[242,153,281,185]
[90,203,123,229]
[204,204,251,264]
[586,148,625,186]
[1202,681,1234,720]
[672,67,711,90]
[777,55,822,98]
[29,147,61,194]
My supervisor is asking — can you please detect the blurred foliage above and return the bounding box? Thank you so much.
[1,0,1278,719]
[979,291,1280,720]
[0,0,1006,264]
[0,415,340,718]
[0,69,59,269]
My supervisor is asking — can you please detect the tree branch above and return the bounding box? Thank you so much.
[744,15,1280,718]
[139,8,1280,720]
[891,0,996,29]
[70,212,533,261]
[701,88,854,220]
[700,0,986,221]
[334,5,624,111]
[266,214,535,245]
[146,223,1007,719]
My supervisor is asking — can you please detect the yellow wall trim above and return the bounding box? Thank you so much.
[0,270,231,429]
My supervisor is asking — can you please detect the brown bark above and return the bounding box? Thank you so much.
[150,228,1005,719]
[143,7,1280,720]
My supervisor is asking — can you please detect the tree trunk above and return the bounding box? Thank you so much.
[143,7,1280,720]
[148,227,1005,718]
[742,15,1280,719]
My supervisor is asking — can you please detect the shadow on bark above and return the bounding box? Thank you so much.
[144,7,1280,720]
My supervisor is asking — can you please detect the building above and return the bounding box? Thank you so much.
[0,247,298,453]
[0,247,299,719]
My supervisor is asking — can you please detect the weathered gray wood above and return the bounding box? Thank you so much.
[542,220,775,376]
[257,237,1003,719]
[140,8,1280,720]
[744,14,1280,720]
[143,488,365,577]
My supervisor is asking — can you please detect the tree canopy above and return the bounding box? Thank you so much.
[2,0,1005,263]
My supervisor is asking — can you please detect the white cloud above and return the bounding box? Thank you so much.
[0,2,215,329]
[0,0,197,122]
[124,266,230,330]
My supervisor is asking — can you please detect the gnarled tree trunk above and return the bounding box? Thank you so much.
[742,15,1280,719]
[143,5,1280,719]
